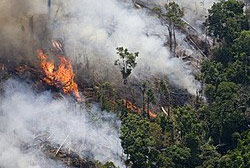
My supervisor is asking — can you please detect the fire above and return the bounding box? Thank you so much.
[123,99,157,118]
[37,49,81,101]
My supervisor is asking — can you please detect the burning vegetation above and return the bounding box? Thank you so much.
[37,49,81,102]
[1,0,250,168]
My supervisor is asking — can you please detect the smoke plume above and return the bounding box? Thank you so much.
[0,0,218,94]
[0,0,50,62]
[135,0,218,31]
[0,78,124,168]
[48,0,208,94]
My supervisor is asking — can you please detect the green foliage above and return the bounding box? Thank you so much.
[164,2,184,26]
[198,143,221,168]
[218,130,250,168]
[146,87,155,118]
[165,145,191,168]
[96,161,117,168]
[117,2,250,168]
[95,82,117,111]
[213,46,234,65]
[172,106,205,167]
[206,0,249,43]
[120,114,156,167]
[202,31,250,85]
[200,60,226,86]
[121,113,191,168]
[203,82,249,152]
[199,2,250,162]
[233,30,250,57]
[114,47,139,84]
[146,88,155,105]
[149,151,174,168]
[204,84,216,103]
[229,31,250,84]
[174,106,204,139]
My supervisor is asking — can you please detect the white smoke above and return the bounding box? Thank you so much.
[133,0,218,31]
[0,0,216,94]
[48,0,203,94]
[0,79,124,168]
[0,0,221,94]
[174,0,218,30]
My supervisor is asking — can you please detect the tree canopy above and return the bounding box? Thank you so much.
[117,0,250,167]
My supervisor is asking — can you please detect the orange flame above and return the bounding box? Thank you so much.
[37,49,81,101]
[123,99,157,118]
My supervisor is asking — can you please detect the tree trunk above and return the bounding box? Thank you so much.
[169,108,175,145]
[123,78,128,85]
[142,91,146,117]
[168,24,173,53]
[147,102,150,119]
[173,26,177,57]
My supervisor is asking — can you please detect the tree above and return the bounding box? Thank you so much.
[96,161,117,168]
[200,60,226,86]
[206,0,249,44]
[230,30,250,84]
[218,130,250,168]
[149,151,174,168]
[203,82,249,153]
[158,80,171,113]
[173,106,205,167]
[95,82,117,111]
[226,60,249,84]
[146,87,155,119]
[120,114,156,168]
[152,2,184,56]
[120,113,174,168]
[164,2,184,56]
[165,145,191,168]
[140,82,147,117]
[204,84,216,103]
[198,143,221,168]
[233,30,250,57]
[114,47,139,84]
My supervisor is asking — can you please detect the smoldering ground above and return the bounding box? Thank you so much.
[0,79,124,168]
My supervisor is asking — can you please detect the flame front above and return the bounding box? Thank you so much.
[37,49,81,101]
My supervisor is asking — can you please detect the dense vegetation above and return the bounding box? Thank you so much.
[97,0,250,167]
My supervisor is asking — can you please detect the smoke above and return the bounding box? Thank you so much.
[0,0,50,62]
[174,0,218,29]
[0,0,217,93]
[136,0,218,31]
[0,78,124,168]
[47,0,205,94]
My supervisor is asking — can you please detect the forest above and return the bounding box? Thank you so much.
[106,0,250,167]
[0,0,249,168]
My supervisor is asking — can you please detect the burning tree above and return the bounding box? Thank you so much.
[114,47,139,84]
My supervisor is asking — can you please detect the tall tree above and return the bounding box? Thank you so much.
[164,2,184,56]
[120,114,160,168]
[206,0,249,44]
[146,87,155,119]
